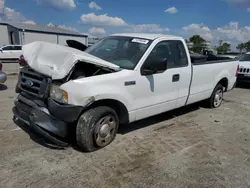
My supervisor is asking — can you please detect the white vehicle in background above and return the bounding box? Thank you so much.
[13,33,238,152]
[0,45,23,63]
[237,52,250,83]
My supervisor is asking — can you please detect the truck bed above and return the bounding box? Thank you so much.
[186,59,238,105]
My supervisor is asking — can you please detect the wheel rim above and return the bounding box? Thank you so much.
[214,89,223,107]
[94,115,117,147]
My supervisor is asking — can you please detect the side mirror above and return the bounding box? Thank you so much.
[141,57,168,76]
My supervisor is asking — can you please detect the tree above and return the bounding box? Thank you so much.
[236,41,250,52]
[245,41,250,51]
[216,42,231,53]
[236,43,246,52]
[189,35,206,53]
[218,40,223,46]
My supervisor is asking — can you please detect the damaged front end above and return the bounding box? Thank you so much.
[13,66,76,146]
[13,42,118,146]
[13,62,114,146]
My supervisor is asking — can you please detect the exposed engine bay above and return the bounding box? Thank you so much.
[66,61,115,81]
[16,61,115,94]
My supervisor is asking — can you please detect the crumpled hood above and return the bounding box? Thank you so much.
[22,41,120,80]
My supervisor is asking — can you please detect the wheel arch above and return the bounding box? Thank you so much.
[86,99,129,124]
[216,77,229,91]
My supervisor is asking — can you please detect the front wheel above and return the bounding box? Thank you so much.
[76,106,119,152]
[208,84,224,108]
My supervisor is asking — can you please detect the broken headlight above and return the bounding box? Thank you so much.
[50,84,68,104]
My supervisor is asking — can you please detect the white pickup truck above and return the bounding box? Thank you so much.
[13,33,238,152]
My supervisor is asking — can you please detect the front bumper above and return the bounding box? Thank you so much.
[237,74,250,83]
[13,94,83,146]
[0,71,7,84]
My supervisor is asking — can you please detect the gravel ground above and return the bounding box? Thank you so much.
[0,75,250,188]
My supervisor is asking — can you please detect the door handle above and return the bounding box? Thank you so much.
[172,74,180,82]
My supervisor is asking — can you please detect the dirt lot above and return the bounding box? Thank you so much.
[0,75,250,188]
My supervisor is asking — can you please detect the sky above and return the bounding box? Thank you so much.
[0,0,250,50]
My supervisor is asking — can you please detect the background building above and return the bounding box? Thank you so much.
[0,22,88,47]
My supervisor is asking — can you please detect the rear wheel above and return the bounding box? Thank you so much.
[208,84,224,108]
[76,106,119,152]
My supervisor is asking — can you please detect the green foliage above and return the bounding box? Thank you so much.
[236,43,245,52]
[218,40,223,46]
[189,35,206,53]
[236,41,250,52]
[216,42,231,53]
[245,41,250,51]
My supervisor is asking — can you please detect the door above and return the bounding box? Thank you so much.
[131,40,184,121]
[172,41,192,108]
[12,46,23,59]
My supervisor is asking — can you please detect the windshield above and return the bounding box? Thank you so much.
[239,54,250,62]
[85,36,152,70]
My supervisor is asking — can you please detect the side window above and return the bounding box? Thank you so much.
[143,40,188,69]
[13,46,22,51]
[2,46,12,51]
[144,41,175,68]
[173,41,188,67]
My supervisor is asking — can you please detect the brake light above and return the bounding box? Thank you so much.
[19,55,27,66]
[235,64,239,77]
[0,63,2,71]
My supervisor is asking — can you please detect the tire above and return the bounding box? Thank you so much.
[76,106,119,152]
[208,84,224,108]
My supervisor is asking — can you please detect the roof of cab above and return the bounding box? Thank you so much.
[111,33,183,40]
